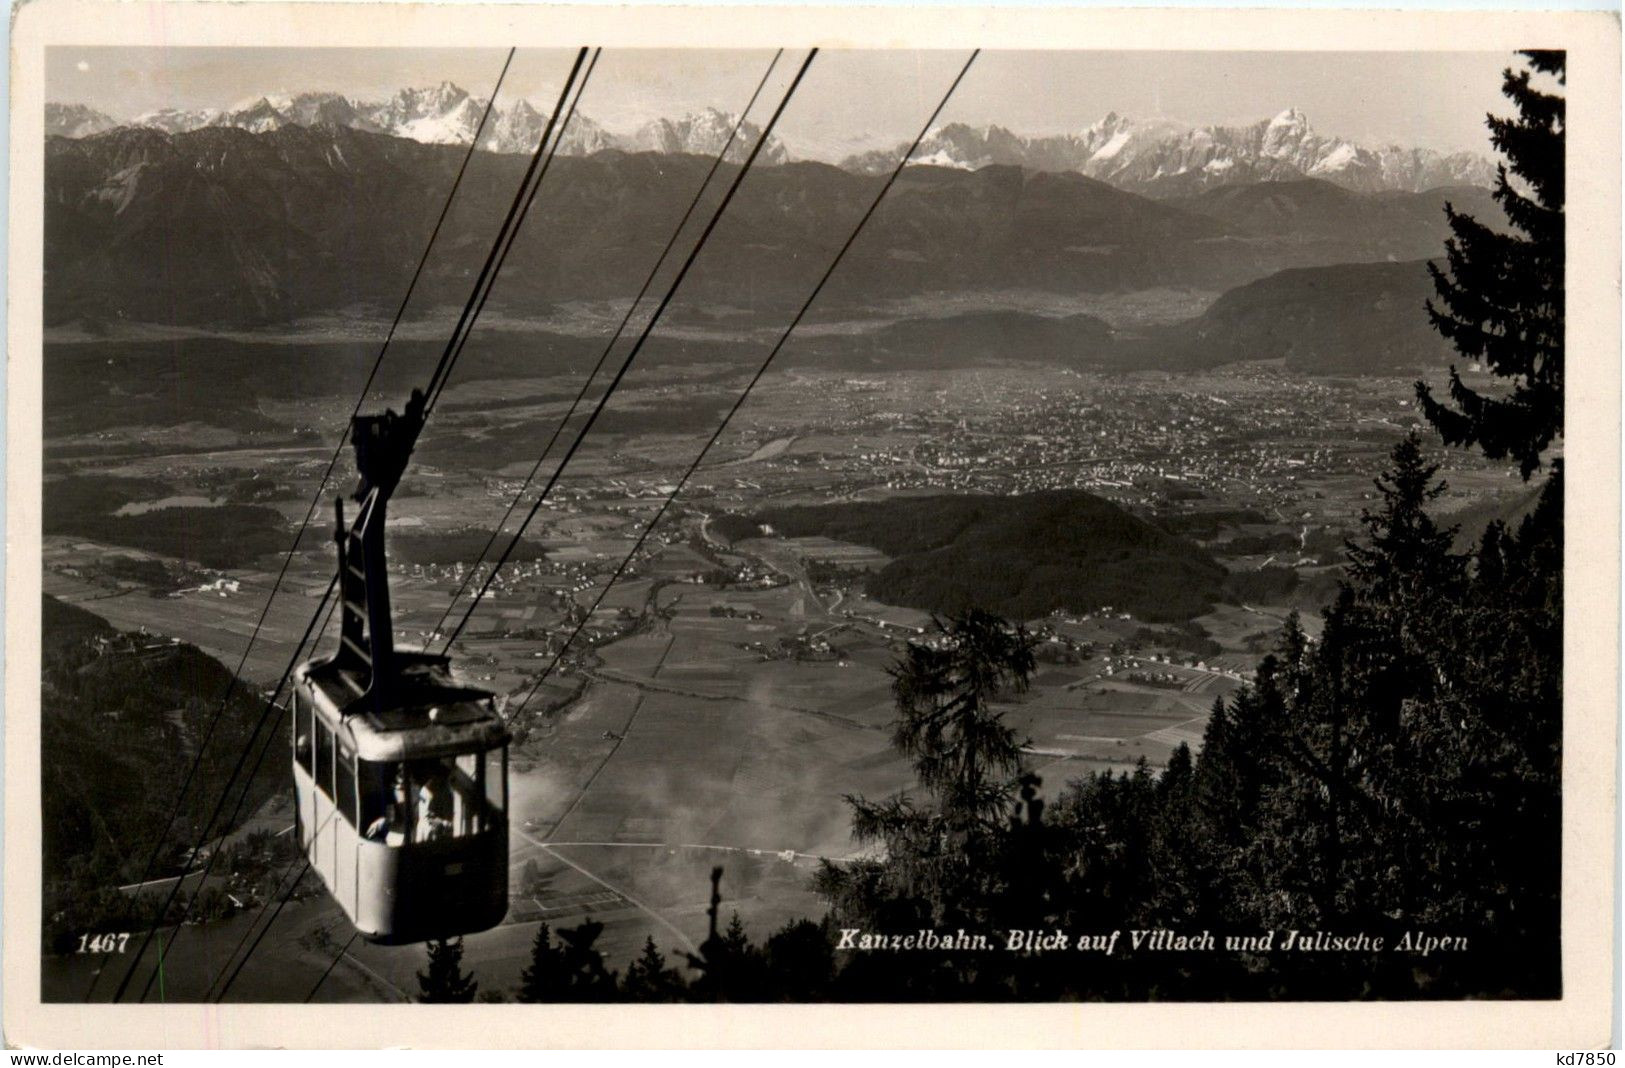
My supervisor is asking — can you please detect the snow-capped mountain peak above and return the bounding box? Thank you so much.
[366,82,483,144]
[128,106,224,134]
[46,88,1492,194]
[843,107,1492,195]
[71,83,765,163]
[1267,107,1308,129]
[404,81,471,113]
[211,98,288,135]
[631,108,787,163]
[46,103,120,139]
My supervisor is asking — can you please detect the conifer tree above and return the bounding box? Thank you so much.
[416,938,478,1003]
[721,913,751,958]
[1157,742,1194,802]
[1346,433,1465,611]
[762,919,837,1000]
[1392,468,1563,994]
[622,936,685,1001]
[1342,433,1467,751]
[555,919,620,1000]
[831,610,1038,934]
[517,920,619,1002]
[886,609,1037,830]
[1419,50,1565,478]
[1190,695,1238,830]
[516,922,567,1003]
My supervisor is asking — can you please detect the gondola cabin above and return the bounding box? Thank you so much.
[291,393,510,944]
[290,653,510,945]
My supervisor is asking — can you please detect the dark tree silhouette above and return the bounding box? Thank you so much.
[554,919,619,1000]
[883,609,1037,830]
[621,937,685,1002]
[516,922,567,1003]
[680,870,769,1001]
[517,919,619,1002]
[416,938,477,1003]
[822,610,1037,940]
[1419,50,1565,478]
[761,919,837,1000]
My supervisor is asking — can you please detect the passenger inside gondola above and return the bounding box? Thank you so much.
[363,763,412,845]
[358,756,490,844]
[416,764,454,842]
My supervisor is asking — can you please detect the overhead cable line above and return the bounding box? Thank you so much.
[192,606,349,1003]
[437,48,818,653]
[212,854,317,1002]
[147,53,599,991]
[202,801,341,1002]
[303,932,361,1003]
[509,50,981,727]
[82,46,516,1004]
[109,574,338,1002]
[212,48,795,992]
[420,48,597,416]
[157,47,596,1003]
[427,48,786,643]
[110,48,590,1003]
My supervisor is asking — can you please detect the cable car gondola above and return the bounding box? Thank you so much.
[291,391,510,944]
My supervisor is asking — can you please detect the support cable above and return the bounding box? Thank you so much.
[82,46,516,1003]
[427,48,785,643]
[109,49,591,1003]
[303,932,362,1003]
[200,802,340,1002]
[109,575,337,1002]
[508,50,980,725]
[419,48,595,414]
[438,48,818,654]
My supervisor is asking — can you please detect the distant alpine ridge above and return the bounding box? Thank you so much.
[843,110,1496,196]
[46,82,782,163]
[44,102,121,139]
[45,112,1501,332]
[46,88,1491,195]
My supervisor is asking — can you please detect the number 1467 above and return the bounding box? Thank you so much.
[76,932,130,953]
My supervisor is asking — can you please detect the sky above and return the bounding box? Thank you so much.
[46,47,1518,159]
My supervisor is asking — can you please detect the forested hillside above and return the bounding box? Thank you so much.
[41,595,288,953]
[747,491,1229,624]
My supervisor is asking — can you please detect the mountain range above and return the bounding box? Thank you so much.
[47,82,784,164]
[792,259,1452,376]
[43,120,1501,331]
[44,102,122,139]
[48,87,1488,196]
[42,117,1504,344]
[842,111,1495,196]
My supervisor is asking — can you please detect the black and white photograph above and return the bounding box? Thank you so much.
[5,0,1619,1048]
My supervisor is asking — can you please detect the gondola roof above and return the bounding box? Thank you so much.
[295,651,509,762]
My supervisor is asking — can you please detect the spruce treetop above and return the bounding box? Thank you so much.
[1419,50,1565,479]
